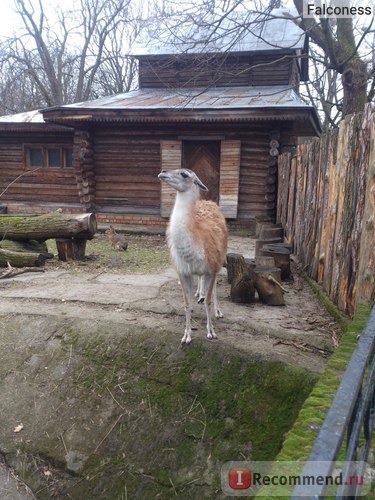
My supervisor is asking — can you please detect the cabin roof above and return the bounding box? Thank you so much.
[131,8,305,56]
[44,86,311,111]
[41,85,321,136]
[0,109,44,123]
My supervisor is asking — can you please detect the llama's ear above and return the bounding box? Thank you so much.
[194,179,209,191]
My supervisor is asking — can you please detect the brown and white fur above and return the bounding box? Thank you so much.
[158,168,228,344]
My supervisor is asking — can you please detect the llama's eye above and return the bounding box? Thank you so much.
[180,171,189,178]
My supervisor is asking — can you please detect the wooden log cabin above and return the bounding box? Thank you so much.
[0,10,321,229]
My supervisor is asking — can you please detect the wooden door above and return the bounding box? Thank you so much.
[182,141,221,202]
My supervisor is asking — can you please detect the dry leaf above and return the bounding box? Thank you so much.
[14,423,24,433]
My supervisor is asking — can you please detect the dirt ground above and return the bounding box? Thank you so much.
[0,233,341,498]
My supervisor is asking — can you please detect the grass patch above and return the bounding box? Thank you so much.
[46,232,170,274]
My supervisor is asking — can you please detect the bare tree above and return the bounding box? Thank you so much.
[0,0,143,114]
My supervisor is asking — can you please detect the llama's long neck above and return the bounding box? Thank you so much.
[170,188,199,230]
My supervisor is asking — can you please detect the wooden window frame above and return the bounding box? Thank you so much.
[24,144,73,170]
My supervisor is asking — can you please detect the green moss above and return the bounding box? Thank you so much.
[46,329,317,499]
[258,301,373,499]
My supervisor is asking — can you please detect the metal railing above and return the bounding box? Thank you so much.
[291,306,375,499]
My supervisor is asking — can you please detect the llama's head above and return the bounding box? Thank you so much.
[158,169,208,194]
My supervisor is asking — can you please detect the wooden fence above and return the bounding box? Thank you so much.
[277,104,375,317]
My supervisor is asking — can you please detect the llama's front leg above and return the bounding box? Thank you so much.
[213,279,223,318]
[179,273,193,344]
[203,273,218,340]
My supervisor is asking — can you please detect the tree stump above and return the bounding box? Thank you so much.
[256,222,283,238]
[255,256,275,267]
[226,253,255,303]
[259,226,285,240]
[226,253,245,284]
[56,238,87,261]
[260,245,291,280]
[254,266,286,306]
[255,237,283,256]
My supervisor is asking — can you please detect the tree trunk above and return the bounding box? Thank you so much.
[341,57,368,116]
[0,213,97,241]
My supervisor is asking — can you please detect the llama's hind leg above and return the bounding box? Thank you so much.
[203,273,218,340]
[179,273,193,344]
[195,276,205,303]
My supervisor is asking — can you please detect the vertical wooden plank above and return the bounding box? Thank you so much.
[355,106,375,309]
[160,140,182,217]
[219,140,241,218]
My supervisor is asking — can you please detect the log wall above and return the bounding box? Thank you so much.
[0,130,79,208]
[138,53,293,89]
[277,104,375,316]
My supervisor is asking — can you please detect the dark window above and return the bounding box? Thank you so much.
[47,148,61,168]
[28,147,43,167]
[24,145,73,169]
[64,148,73,168]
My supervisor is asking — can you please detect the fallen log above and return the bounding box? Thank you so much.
[0,248,50,267]
[0,239,52,256]
[0,213,97,241]
[254,266,286,306]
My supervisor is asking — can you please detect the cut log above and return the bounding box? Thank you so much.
[0,213,97,242]
[254,266,286,306]
[259,226,285,240]
[56,238,87,261]
[255,256,275,267]
[226,253,256,303]
[255,237,283,256]
[226,253,245,284]
[255,221,282,238]
[230,272,255,303]
[0,248,49,267]
[260,245,291,280]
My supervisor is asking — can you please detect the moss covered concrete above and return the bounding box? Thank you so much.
[258,300,373,498]
[0,314,318,499]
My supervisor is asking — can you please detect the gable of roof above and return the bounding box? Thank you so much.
[132,8,306,56]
